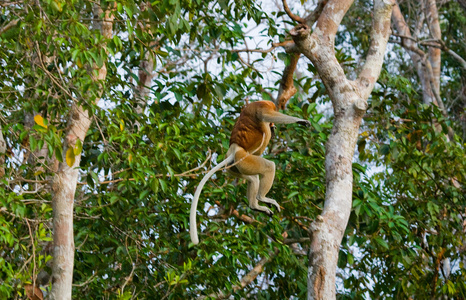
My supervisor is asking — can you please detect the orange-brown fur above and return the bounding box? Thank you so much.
[230,101,276,155]
[190,100,310,244]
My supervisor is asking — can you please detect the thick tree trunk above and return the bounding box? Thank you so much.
[49,5,113,299]
[290,0,394,297]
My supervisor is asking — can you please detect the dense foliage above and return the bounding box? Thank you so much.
[0,0,464,299]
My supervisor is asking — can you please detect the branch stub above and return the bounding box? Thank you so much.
[290,24,311,42]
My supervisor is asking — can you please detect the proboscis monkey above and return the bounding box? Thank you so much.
[190,100,311,244]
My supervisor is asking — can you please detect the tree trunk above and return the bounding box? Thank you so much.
[392,0,454,138]
[49,5,114,299]
[290,0,394,297]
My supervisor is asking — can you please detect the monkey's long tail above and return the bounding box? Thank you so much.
[190,152,235,245]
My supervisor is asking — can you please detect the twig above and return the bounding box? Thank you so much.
[77,149,212,185]
[0,19,18,35]
[391,33,466,71]
[215,200,262,225]
[25,219,37,290]
[34,42,78,102]
[200,248,280,299]
[0,207,49,223]
[231,41,296,54]
[291,216,309,232]
[72,273,98,287]
[93,115,108,145]
[284,237,311,244]
[121,236,136,294]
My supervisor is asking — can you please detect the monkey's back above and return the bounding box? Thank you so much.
[229,101,275,155]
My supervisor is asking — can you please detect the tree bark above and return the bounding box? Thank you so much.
[276,53,300,110]
[426,0,441,93]
[274,0,327,110]
[290,0,394,297]
[49,5,114,299]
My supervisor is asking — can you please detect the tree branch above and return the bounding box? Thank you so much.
[0,19,18,35]
[275,53,300,110]
[356,0,395,99]
[231,40,297,54]
[215,200,262,225]
[282,0,306,24]
[200,248,280,299]
[436,40,466,71]
[431,248,446,298]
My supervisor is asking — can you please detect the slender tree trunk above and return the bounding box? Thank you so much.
[134,3,159,127]
[134,43,156,129]
[391,4,436,105]
[290,0,394,297]
[426,0,441,93]
[49,5,114,299]
[392,0,453,138]
[136,47,156,114]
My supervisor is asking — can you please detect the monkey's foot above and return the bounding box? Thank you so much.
[257,197,281,212]
[250,204,274,216]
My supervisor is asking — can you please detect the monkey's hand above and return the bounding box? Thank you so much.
[297,120,311,127]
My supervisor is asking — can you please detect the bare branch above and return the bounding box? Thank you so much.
[436,40,466,71]
[215,201,262,225]
[231,40,297,54]
[284,237,311,244]
[275,53,300,110]
[356,0,395,99]
[282,0,306,24]
[200,249,280,299]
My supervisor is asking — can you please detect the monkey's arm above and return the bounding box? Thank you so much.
[190,151,235,245]
[260,110,311,126]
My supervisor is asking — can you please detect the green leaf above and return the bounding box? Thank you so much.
[124,5,133,19]
[288,191,299,199]
[159,179,167,193]
[74,139,82,156]
[374,237,389,249]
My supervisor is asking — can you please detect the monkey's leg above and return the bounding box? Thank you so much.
[236,174,273,216]
[234,149,277,215]
[255,159,280,212]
